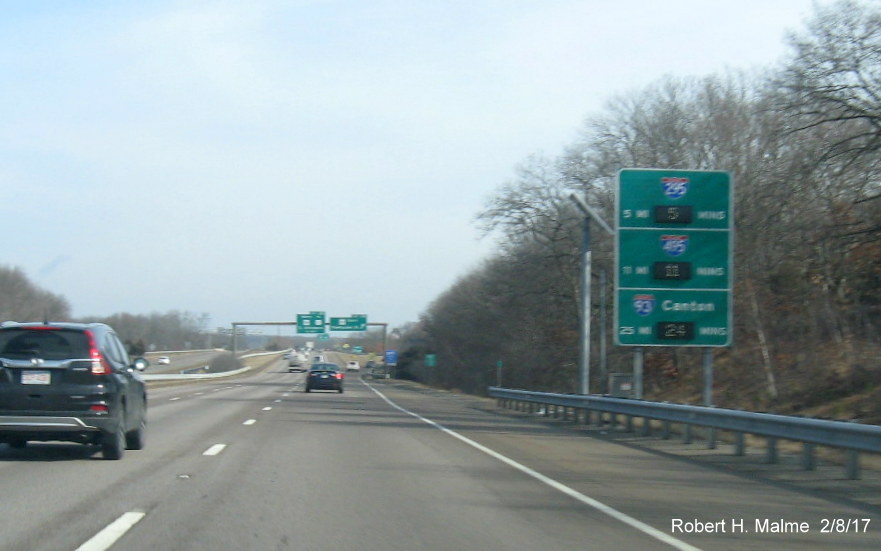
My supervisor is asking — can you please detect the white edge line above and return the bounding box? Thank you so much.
[363,380,704,551]
[243,419,257,425]
[203,444,227,456]
[75,511,146,551]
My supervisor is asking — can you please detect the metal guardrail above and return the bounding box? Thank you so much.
[142,351,280,381]
[143,366,251,381]
[488,387,881,480]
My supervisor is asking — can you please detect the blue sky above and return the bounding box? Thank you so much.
[1,0,827,331]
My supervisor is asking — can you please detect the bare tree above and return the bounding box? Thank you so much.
[777,0,881,168]
[0,265,70,322]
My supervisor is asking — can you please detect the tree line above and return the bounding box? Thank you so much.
[398,0,881,417]
[0,265,209,354]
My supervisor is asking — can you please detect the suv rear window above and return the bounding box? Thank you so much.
[310,364,338,371]
[0,328,90,360]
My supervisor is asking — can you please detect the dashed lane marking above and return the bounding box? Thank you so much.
[75,511,146,551]
[202,444,227,456]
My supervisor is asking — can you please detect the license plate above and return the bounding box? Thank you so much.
[22,370,51,385]
[320,374,329,379]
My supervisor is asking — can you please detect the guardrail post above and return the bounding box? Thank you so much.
[662,420,671,439]
[625,415,634,432]
[766,437,779,464]
[582,409,591,425]
[641,417,652,436]
[706,428,717,450]
[801,443,816,471]
[734,433,745,456]
[846,451,861,480]
[683,424,693,444]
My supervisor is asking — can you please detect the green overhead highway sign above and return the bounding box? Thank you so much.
[329,314,367,331]
[616,169,733,347]
[297,311,326,334]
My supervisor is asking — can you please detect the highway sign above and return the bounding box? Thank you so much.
[329,314,367,331]
[297,311,326,334]
[616,169,733,347]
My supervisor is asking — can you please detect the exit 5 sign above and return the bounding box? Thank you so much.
[615,169,733,347]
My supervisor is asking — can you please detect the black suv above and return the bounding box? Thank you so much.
[0,322,148,459]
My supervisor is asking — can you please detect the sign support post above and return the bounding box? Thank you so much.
[570,194,614,396]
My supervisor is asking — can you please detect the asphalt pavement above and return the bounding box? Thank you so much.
[0,358,878,551]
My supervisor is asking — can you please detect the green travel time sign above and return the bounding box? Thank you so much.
[615,169,733,347]
[616,289,730,346]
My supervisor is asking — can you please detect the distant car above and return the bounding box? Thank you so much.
[345,360,360,372]
[0,322,149,460]
[157,356,171,365]
[305,363,344,393]
[312,354,326,364]
[288,353,307,372]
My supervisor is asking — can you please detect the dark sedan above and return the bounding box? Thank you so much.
[305,363,344,393]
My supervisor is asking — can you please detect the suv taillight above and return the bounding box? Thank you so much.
[85,330,111,375]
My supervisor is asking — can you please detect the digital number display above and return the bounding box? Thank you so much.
[653,261,692,280]
[656,322,695,340]
[654,205,693,224]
